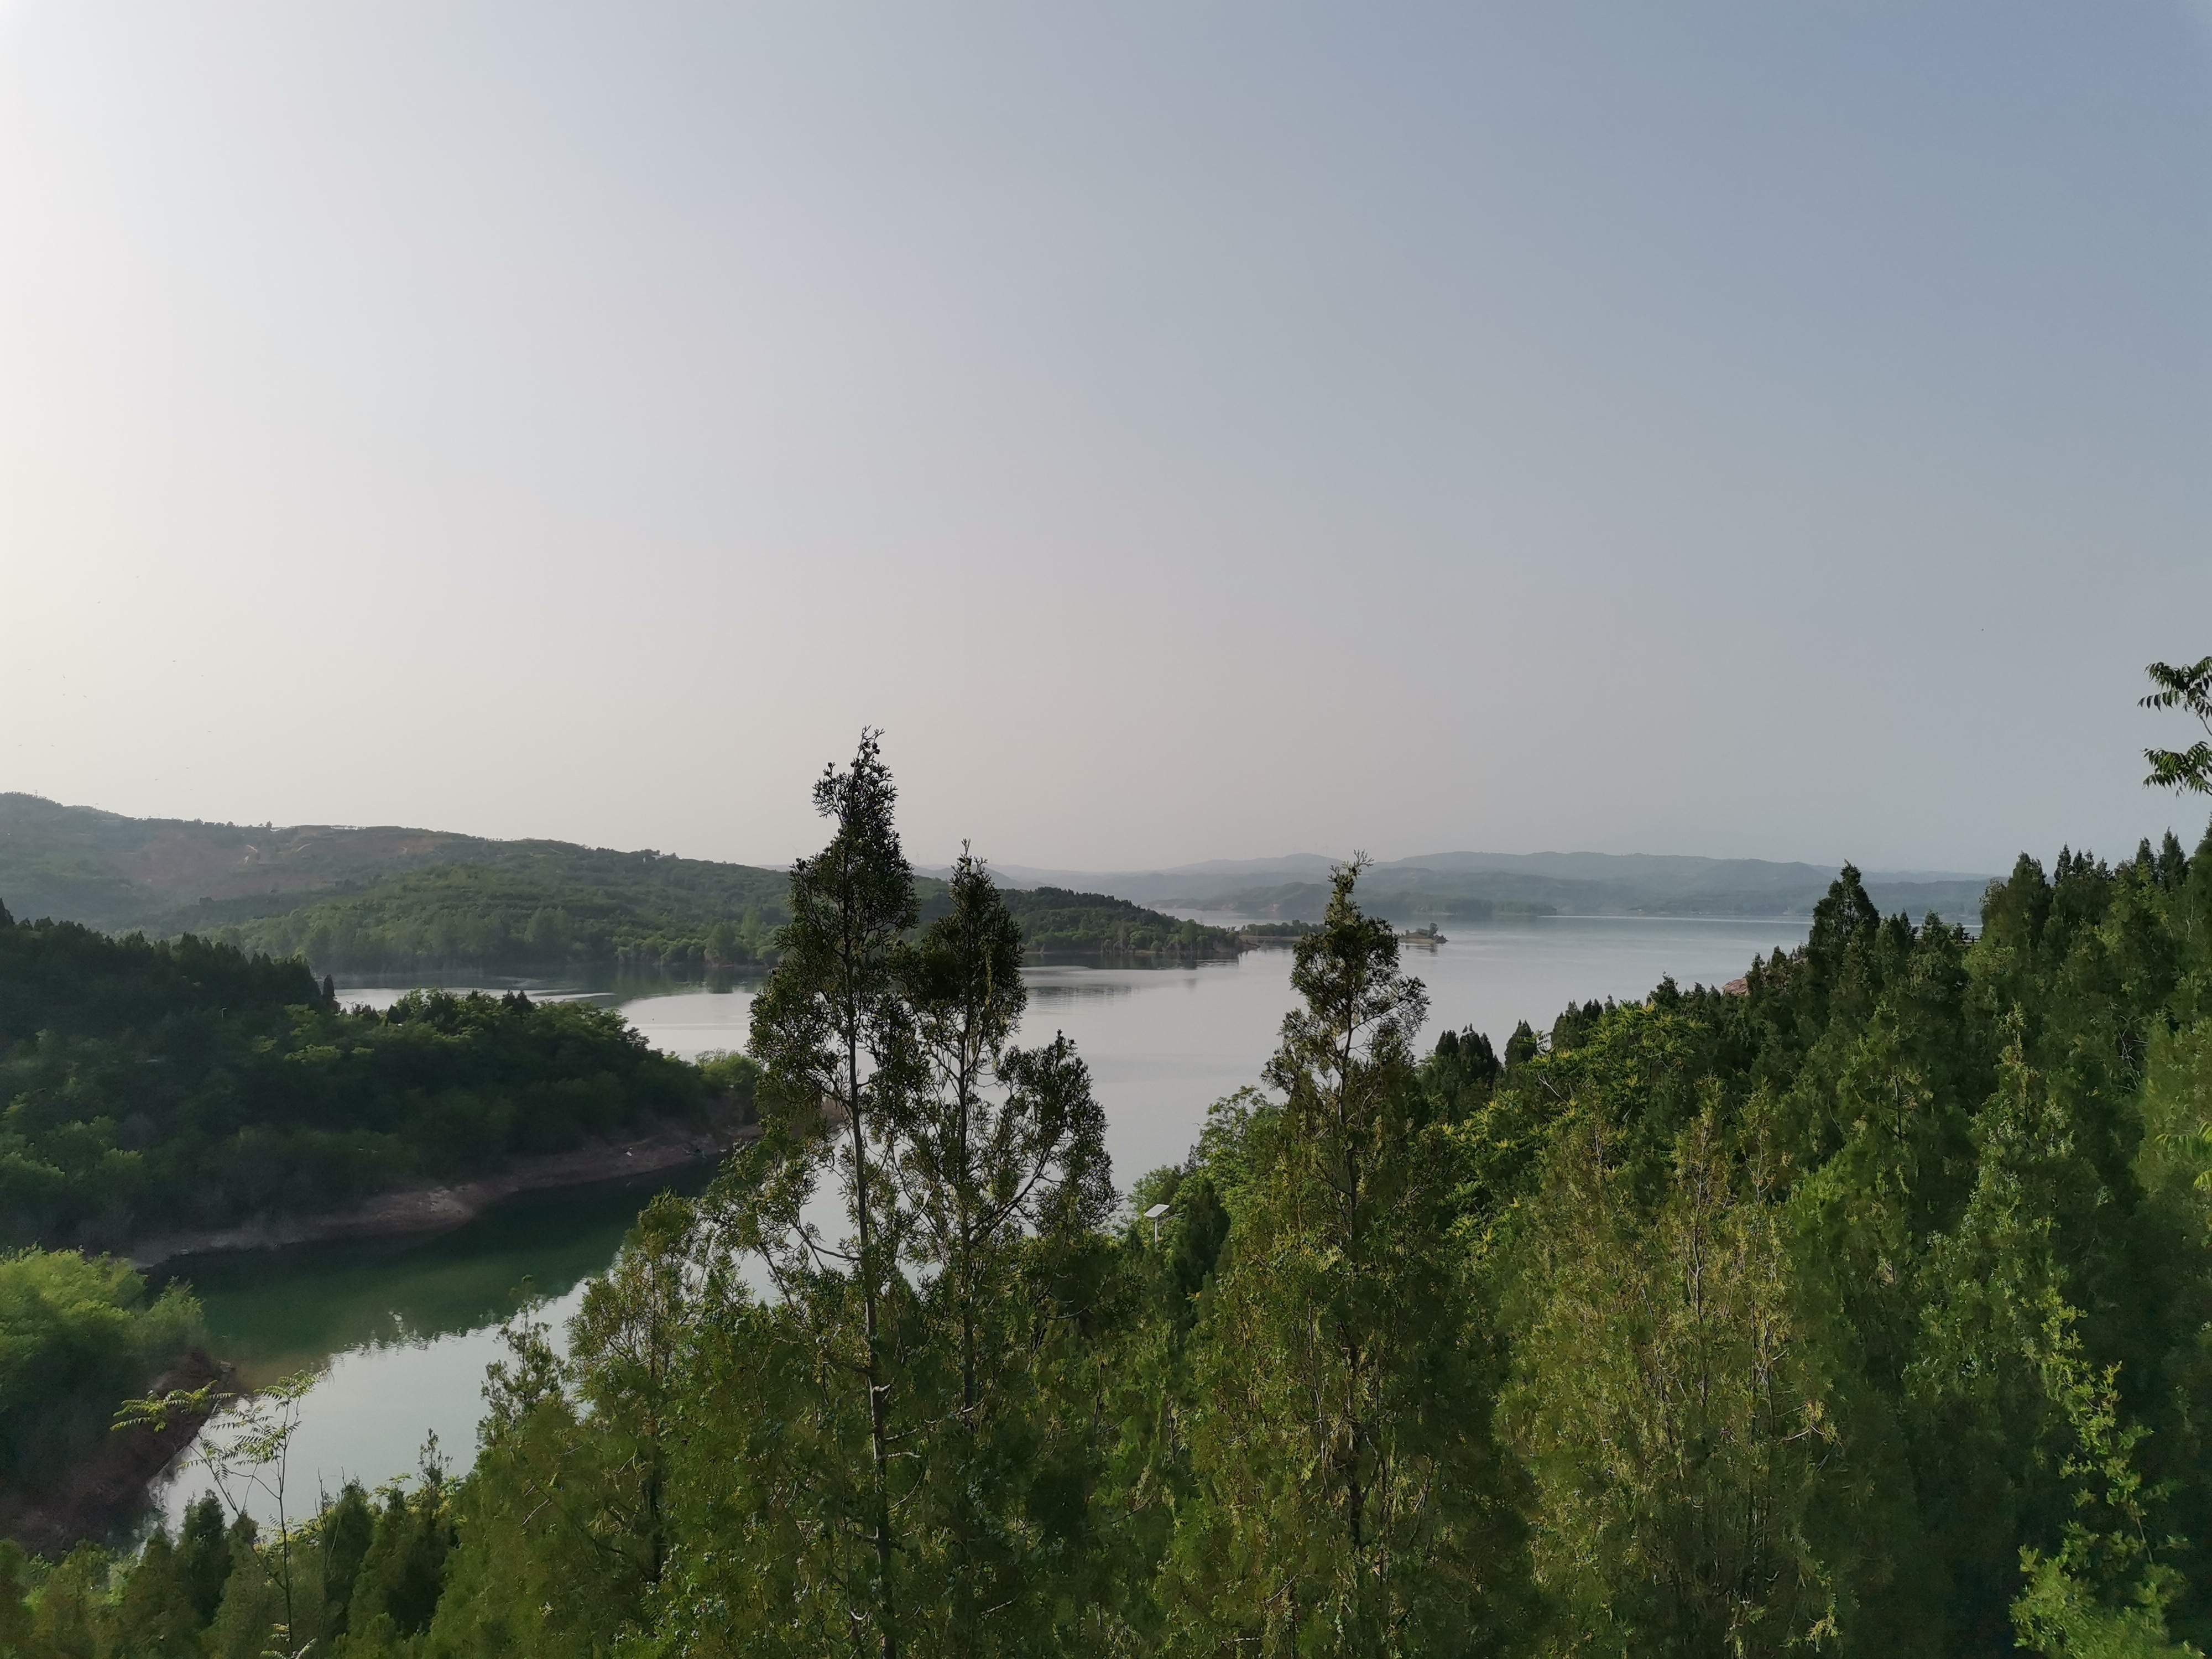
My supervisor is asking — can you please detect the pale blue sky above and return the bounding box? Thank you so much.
[3,3,2209,873]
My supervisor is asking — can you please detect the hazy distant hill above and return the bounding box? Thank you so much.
[977,849,1995,924]
[0,795,1236,972]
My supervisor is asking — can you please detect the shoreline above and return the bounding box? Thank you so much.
[0,1349,225,1559]
[128,1120,758,1272]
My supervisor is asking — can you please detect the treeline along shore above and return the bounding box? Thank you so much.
[8,718,2212,1658]
[0,907,758,1257]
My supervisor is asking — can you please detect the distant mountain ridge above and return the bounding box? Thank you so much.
[954,849,1996,924]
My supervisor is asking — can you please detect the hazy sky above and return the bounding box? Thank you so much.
[4,3,2210,874]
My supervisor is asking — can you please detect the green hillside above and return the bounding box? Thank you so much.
[0,904,721,1252]
[0,792,516,934]
[0,796,1237,974]
[0,791,790,946]
[206,862,790,975]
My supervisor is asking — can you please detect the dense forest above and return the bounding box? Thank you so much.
[215,872,1239,975]
[0,908,720,1252]
[202,863,794,977]
[11,721,2212,1657]
[979,886,1239,957]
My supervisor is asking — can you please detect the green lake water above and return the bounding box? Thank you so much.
[148,1165,715,1530]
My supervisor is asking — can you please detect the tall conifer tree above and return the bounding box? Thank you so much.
[897,849,1113,1655]
[1176,860,1527,1654]
[740,729,922,1659]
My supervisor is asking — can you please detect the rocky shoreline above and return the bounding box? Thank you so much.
[0,1125,758,1559]
[128,1120,758,1272]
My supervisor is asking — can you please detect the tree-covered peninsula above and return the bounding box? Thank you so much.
[975,884,1238,957]
[0,909,718,1253]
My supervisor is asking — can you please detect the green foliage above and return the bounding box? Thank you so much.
[895,852,1115,1655]
[346,1460,456,1644]
[1507,1092,1841,1655]
[207,862,1240,979]
[0,912,708,1249]
[978,886,1240,958]
[14,1423,456,1658]
[25,1546,105,1659]
[696,1048,763,1125]
[1436,841,2212,1656]
[0,1540,34,1654]
[0,1248,201,1494]
[421,1298,643,1655]
[2142,658,2212,797]
[207,862,792,978]
[722,728,921,1658]
[1167,862,1532,1653]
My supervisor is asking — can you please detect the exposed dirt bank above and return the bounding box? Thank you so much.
[0,1349,225,1559]
[129,1121,758,1272]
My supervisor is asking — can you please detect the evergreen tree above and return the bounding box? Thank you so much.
[727,728,922,1659]
[895,849,1113,1657]
[347,1448,456,1643]
[1174,860,1528,1653]
[652,732,938,1657]
[109,1526,203,1654]
[28,1546,104,1659]
[1510,1087,1845,1656]
[425,1304,640,1655]
[568,1191,694,1598]
[175,1491,234,1627]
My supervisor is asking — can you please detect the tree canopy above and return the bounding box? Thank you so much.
[0,917,712,1251]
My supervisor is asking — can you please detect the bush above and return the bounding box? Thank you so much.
[0,1248,203,1492]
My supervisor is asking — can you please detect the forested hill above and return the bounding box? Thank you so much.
[0,795,1235,974]
[0,904,723,1253]
[964,886,1240,957]
[0,790,790,942]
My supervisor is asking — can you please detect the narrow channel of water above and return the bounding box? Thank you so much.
[148,915,1809,1528]
[148,1166,717,1531]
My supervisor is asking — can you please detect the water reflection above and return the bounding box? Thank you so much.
[150,1166,714,1528]
[153,1168,714,1388]
[1026,980,1139,1002]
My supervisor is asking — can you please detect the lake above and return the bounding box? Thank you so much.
[149,914,1807,1529]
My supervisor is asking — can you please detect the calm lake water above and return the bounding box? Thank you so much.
[149,915,1807,1528]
